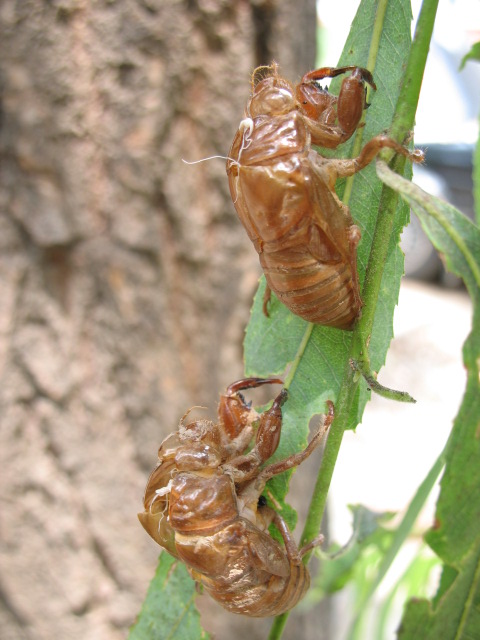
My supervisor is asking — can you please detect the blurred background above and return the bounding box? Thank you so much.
[0,1,477,639]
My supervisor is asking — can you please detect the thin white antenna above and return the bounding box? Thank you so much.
[182,155,241,167]
[182,117,255,204]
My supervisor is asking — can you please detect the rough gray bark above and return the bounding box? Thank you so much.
[0,1,325,638]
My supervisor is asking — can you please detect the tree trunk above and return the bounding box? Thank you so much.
[0,1,324,638]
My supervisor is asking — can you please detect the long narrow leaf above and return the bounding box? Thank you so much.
[245,0,414,523]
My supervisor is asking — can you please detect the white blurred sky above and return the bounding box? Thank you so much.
[316,0,480,144]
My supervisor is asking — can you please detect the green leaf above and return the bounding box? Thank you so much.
[350,503,396,543]
[459,41,480,70]
[397,540,480,640]
[377,161,480,301]
[244,0,414,512]
[376,161,480,640]
[128,553,209,640]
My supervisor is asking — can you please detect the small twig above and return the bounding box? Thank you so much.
[350,358,416,403]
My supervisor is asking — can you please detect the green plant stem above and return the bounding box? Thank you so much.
[269,359,360,640]
[355,0,438,352]
[302,0,438,556]
[298,0,394,558]
[300,359,358,550]
[298,0,413,556]
[268,2,438,638]
[267,614,289,640]
[389,0,439,144]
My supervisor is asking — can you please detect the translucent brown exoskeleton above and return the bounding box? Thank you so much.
[226,63,423,329]
[138,377,334,616]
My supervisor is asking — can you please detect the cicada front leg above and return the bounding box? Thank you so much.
[297,66,376,147]
[217,377,283,458]
[222,387,289,482]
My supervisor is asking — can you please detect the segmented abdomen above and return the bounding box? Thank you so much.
[261,248,360,330]
[200,558,310,617]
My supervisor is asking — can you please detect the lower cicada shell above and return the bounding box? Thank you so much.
[138,377,334,616]
[226,63,423,329]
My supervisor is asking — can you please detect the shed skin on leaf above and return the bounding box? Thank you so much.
[227,63,423,329]
[139,377,334,616]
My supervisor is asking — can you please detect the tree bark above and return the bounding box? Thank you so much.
[0,1,321,638]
